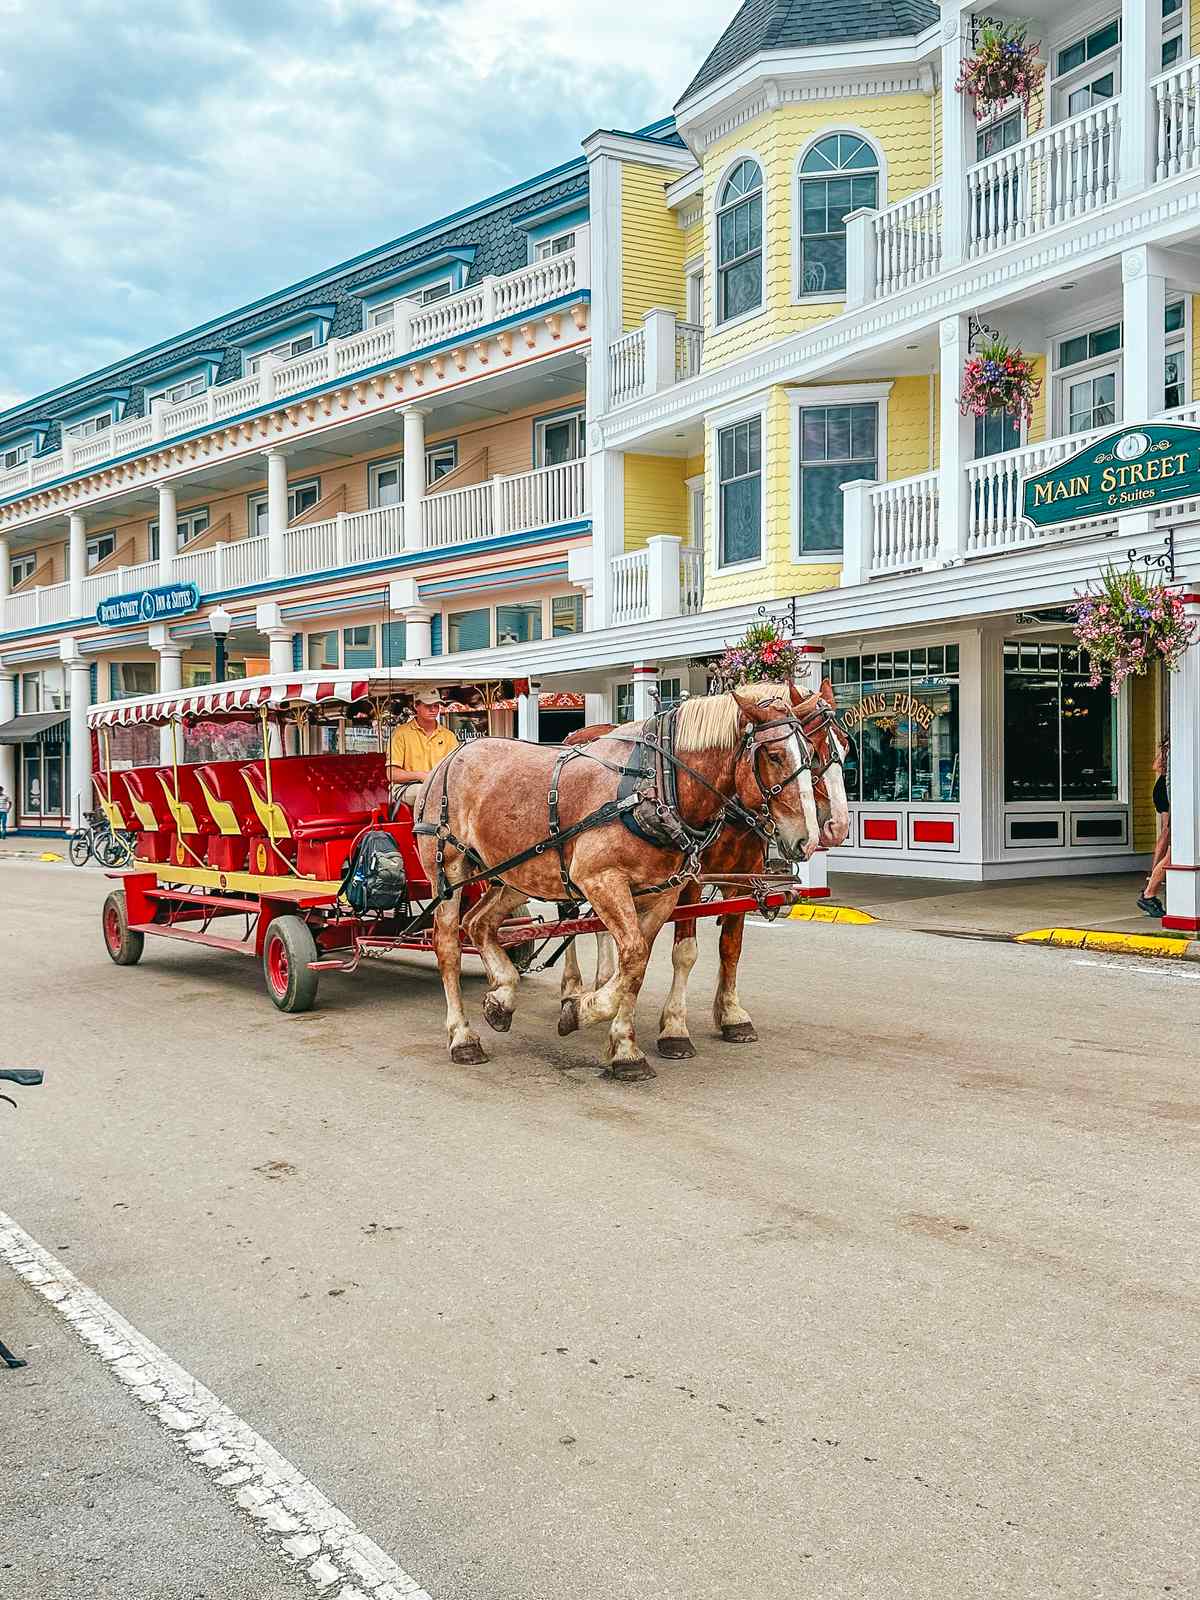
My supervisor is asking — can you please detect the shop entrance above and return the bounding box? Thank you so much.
[18,740,66,829]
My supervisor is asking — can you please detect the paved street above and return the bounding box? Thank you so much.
[2,859,1199,1598]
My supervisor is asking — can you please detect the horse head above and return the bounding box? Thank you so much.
[727,684,819,861]
[789,680,851,849]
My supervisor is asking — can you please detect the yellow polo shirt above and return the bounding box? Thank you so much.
[389,719,459,776]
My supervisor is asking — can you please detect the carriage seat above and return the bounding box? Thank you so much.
[240,754,390,841]
[93,769,133,832]
[195,761,264,838]
[122,767,178,863]
[156,765,214,837]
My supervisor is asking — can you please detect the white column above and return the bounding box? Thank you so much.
[642,307,678,393]
[839,479,876,585]
[937,313,973,565]
[517,683,541,742]
[1121,245,1167,421]
[265,449,289,578]
[255,601,293,677]
[790,638,830,895]
[402,608,433,661]
[938,10,974,270]
[61,639,92,827]
[0,533,10,603]
[152,628,183,765]
[584,692,607,727]
[588,449,624,629]
[631,662,658,721]
[157,481,178,584]
[1120,0,1158,196]
[0,670,16,813]
[402,407,429,551]
[844,208,879,308]
[1165,595,1200,933]
[68,514,86,617]
[646,534,682,620]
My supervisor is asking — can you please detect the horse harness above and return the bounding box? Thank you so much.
[413,704,817,911]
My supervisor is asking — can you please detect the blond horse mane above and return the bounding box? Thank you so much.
[672,684,791,754]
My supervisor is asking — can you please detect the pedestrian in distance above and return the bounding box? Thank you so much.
[1137,737,1170,918]
[0,785,10,839]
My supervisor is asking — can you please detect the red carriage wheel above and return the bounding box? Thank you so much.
[101,891,144,967]
[262,916,319,1013]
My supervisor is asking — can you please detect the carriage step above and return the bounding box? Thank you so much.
[129,922,256,955]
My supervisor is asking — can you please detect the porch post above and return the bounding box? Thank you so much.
[156,481,178,585]
[839,479,876,586]
[844,209,878,309]
[517,682,541,742]
[1164,595,1200,933]
[61,636,92,828]
[1119,0,1158,196]
[0,670,16,817]
[256,602,293,676]
[402,406,429,551]
[791,640,829,896]
[151,626,183,765]
[646,534,682,619]
[937,313,973,564]
[1121,245,1167,420]
[938,10,974,271]
[631,662,658,721]
[68,514,86,617]
[0,534,10,602]
[265,448,289,578]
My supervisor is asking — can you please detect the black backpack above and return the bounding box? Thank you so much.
[342,830,409,914]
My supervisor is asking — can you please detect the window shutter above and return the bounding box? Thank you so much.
[291,633,303,671]
[382,621,406,666]
[430,615,443,656]
[89,664,98,703]
[109,664,119,699]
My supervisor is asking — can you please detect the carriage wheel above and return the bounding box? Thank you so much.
[102,891,144,967]
[262,916,319,1014]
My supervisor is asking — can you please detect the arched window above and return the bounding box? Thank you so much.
[798,134,879,297]
[716,160,763,324]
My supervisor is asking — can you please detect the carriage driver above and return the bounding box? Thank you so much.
[387,690,459,806]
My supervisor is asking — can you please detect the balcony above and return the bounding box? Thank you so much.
[842,400,1200,583]
[0,242,588,507]
[610,538,703,624]
[607,308,703,408]
[0,460,590,637]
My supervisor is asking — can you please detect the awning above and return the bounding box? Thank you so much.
[0,711,69,745]
[87,674,373,730]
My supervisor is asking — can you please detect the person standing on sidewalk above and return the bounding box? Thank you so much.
[1138,738,1171,918]
[0,786,10,839]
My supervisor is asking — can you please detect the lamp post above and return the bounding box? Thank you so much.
[209,606,233,684]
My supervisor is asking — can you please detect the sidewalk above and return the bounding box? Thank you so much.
[825,870,1175,942]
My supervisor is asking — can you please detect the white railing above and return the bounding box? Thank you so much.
[869,473,939,574]
[409,287,487,349]
[335,324,396,376]
[162,393,211,433]
[223,534,269,589]
[422,482,494,548]
[30,452,65,486]
[874,185,943,297]
[1154,57,1200,180]
[610,549,649,625]
[0,463,28,495]
[212,375,260,421]
[5,579,71,630]
[69,433,113,469]
[285,518,339,576]
[493,250,578,318]
[967,101,1120,257]
[113,415,154,452]
[345,503,402,563]
[966,423,1111,553]
[273,347,335,400]
[675,323,703,382]
[680,546,704,614]
[80,560,159,615]
[498,458,587,531]
[609,327,646,406]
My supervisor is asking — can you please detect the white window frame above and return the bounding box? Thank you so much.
[1164,297,1189,412]
[248,477,320,535]
[244,334,315,378]
[368,443,459,506]
[150,505,210,558]
[534,230,576,261]
[148,372,208,407]
[2,441,31,471]
[86,532,116,572]
[11,552,36,587]
[551,593,584,636]
[711,399,768,575]
[787,383,891,562]
[1052,312,1124,435]
[792,128,886,304]
[712,151,766,332]
[533,409,585,467]
[64,411,112,441]
[684,257,704,326]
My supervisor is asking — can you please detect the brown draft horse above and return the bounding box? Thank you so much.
[412,685,819,1080]
[559,681,850,1058]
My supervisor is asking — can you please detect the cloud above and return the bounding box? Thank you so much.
[0,0,731,413]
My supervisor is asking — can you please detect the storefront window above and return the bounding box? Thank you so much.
[1003,641,1117,801]
[496,604,542,645]
[829,645,960,803]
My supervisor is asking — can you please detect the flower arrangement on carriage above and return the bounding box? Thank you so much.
[959,336,1041,426]
[955,21,1045,118]
[1070,565,1198,696]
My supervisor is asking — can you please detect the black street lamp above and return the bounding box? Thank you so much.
[209,606,232,684]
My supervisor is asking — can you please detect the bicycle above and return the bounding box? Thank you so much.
[1,1068,45,1371]
[68,813,135,868]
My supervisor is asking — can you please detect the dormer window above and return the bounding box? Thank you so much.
[155,374,206,405]
[65,412,112,440]
[716,160,763,324]
[2,442,31,471]
[535,231,575,260]
[245,334,315,377]
[367,280,454,328]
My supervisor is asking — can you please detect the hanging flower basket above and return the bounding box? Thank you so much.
[959,337,1041,426]
[716,620,802,687]
[956,21,1045,118]
[1069,565,1197,697]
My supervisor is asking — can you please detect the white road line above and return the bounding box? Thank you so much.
[1072,956,1200,981]
[0,1212,433,1600]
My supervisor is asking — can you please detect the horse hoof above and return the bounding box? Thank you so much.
[450,1040,489,1065]
[656,1036,696,1060]
[483,996,514,1033]
[557,1000,580,1037]
[606,1057,657,1083]
[720,1022,758,1044]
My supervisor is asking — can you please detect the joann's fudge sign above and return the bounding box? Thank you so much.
[1022,423,1200,529]
[96,581,200,628]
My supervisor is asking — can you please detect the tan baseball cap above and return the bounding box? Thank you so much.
[413,690,444,706]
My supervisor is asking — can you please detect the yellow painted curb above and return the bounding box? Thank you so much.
[38,851,64,862]
[787,903,877,925]
[1017,927,1190,959]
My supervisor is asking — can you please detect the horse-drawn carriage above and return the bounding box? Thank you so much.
[88,673,844,1073]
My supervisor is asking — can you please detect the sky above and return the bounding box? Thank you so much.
[0,0,733,416]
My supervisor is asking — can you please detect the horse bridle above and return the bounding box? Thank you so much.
[793,700,851,786]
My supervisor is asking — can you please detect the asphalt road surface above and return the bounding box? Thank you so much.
[2,861,1198,1598]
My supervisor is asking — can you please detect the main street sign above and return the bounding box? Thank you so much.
[96,581,200,629]
[1022,423,1200,530]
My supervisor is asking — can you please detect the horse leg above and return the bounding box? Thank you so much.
[433,888,488,1065]
[559,939,584,1036]
[713,911,757,1044]
[657,892,699,1060]
[577,876,673,1081]
[463,882,526,1034]
[595,931,617,988]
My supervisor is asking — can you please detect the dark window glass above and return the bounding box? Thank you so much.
[717,417,762,565]
[1004,641,1117,801]
[716,161,763,323]
[975,407,1021,457]
[448,608,490,653]
[798,403,877,553]
[798,134,878,296]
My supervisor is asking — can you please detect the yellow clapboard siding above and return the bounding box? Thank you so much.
[624,455,689,551]
[888,376,934,478]
[682,216,703,263]
[1027,354,1049,444]
[622,164,686,330]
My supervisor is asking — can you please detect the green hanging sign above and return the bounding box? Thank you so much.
[1022,423,1200,529]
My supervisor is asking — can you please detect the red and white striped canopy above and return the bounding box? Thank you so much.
[87,672,373,730]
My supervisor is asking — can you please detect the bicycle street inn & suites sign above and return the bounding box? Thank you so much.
[96,581,200,629]
[1023,423,1200,529]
